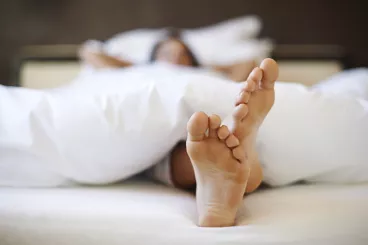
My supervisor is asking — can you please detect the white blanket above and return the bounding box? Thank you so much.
[0,64,368,187]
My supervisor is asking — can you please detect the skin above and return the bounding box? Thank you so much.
[154,39,194,66]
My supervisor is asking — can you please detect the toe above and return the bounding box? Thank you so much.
[232,146,246,162]
[187,112,209,141]
[217,125,230,140]
[242,67,263,92]
[242,80,256,92]
[260,58,278,89]
[233,104,249,121]
[235,91,250,106]
[225,134,240,148]
[208,114,222,138]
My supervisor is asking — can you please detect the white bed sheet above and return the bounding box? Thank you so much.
[1,179,367,245]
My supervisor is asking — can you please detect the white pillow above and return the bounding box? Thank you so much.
[1,65,367,187]
[184,15,262,41]
[100,15,272,65]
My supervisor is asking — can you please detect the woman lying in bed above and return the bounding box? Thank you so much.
[80,29,256,82]
[80,29,279,227]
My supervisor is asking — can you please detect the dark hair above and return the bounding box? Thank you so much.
[149,28,200,67]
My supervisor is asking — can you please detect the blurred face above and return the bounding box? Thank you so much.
[155,39,193,66]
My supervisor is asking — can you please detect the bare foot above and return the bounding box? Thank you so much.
[186,59,279,227]
[186,112,249,227]
[232,58,279,192]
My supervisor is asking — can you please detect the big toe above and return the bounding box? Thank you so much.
[260,58,279,89]
[187,112,209,141]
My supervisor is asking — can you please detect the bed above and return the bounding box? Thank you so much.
[1,179,367,245]
[1,44,367,245]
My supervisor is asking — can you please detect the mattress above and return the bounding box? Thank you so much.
[1,179,367,245]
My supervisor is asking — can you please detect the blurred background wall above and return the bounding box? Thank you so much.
[0,0,367,85]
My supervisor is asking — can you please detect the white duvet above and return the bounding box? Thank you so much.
[0,64,368,187]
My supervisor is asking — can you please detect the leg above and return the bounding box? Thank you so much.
[170,142,196,189]
[231,58,278,192]
[170,58,276,192]
[186,112,247,227]
[186,58,278,227]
